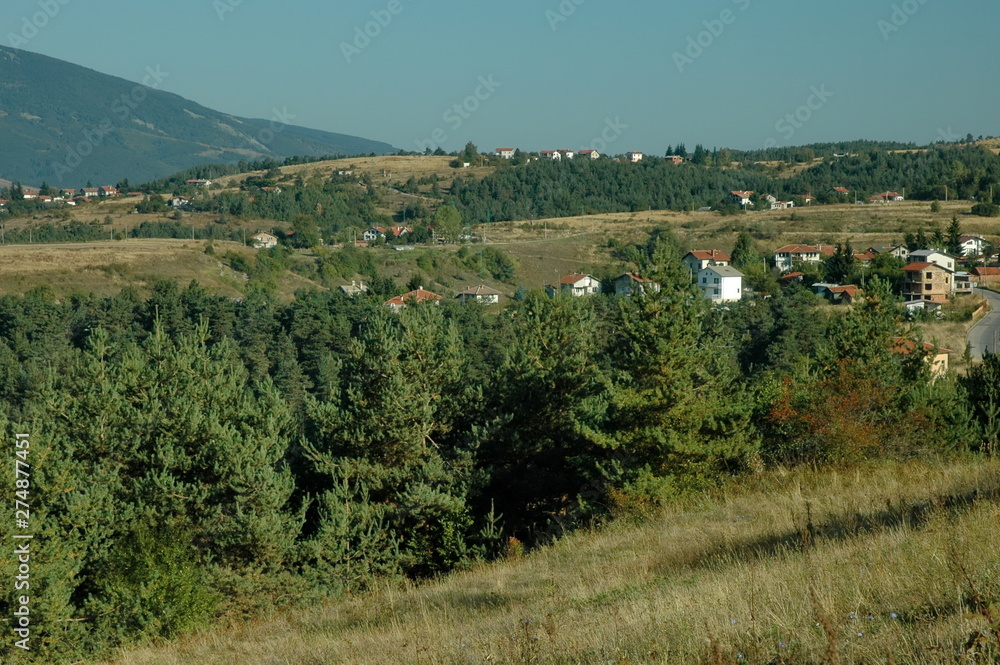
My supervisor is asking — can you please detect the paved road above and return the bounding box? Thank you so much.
[967,288,1000,360]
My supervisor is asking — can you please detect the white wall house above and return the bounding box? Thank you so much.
[578,149,600,160]
[495,148,515,159]
[547,273,601,297]
[698,265,744,303]
[250,232,278,249]
[626,151,643,163]
[908,249,957,273]
[455,285,502,305]
[682,250,730,276]
[773,244,834,272]
[959,235,988,257]
[730,190,753,206]
[540,150,561,160]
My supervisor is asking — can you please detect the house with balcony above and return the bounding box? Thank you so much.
[902,262,952,303]
[773,244,835,272]
[546,273,601,297]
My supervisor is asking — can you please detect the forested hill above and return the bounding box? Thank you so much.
[0,47,396,186]
[449,145,1000,221]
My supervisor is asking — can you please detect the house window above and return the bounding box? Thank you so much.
[713,278,720,284]
[713,288,719,295]
[926,272,933,280]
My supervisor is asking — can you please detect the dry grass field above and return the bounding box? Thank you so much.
[0,239,319,300]
[102,457,1000,665]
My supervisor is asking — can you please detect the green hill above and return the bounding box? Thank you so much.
[105,457,1000,665]
[0,47,396,186]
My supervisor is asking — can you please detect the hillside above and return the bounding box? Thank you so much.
[0,47,396,186]
[105,458,1000,665]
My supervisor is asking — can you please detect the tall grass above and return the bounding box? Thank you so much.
[105,457,1000,664]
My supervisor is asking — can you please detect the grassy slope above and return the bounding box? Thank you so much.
[104,457,1000,665]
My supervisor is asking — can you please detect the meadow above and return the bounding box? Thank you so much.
[102,457,1000,665]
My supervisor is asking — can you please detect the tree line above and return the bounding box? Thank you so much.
[0,232,997,662]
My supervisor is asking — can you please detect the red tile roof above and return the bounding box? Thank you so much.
[780,271,805,280]
[902,262,934,271]
[560,273,593,285]
[385,288,443,308]
[687,249,731,262]
[891,337,952,355]
[973,267,1000,276]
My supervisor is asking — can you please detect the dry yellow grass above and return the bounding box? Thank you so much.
[0,239,319,299]
[103,458,1000,665]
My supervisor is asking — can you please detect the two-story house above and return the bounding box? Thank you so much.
[546,273,601,297]
[773,244,835,272]
[697,265,744,303]
[682,250,731,276]
[613,273,660,295]
[908,250,957,273]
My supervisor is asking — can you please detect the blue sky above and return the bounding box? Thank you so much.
[3,0,997,155]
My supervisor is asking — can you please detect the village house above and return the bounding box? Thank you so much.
[578,149,600,160]
[697,265,744,303]
[891,337,951,378]
[186,179,212,187]
[958,235,988,257]
[664,155,685,165]
[869,191,904,203]
[888,244,910,262]
[730,190,754,207]
[540,150,561,161]
[613,273,660,296]
[495,148,515,159]
[98,186,119,197]
[385,288,443,312]
[682,250,730,276]
[21,187,39,200]
[902,262,952,303]
[250,232,278,249]
[80,187,100,198]
[972,266,1000,286]
[773,244,835,272]
[830,187,850,196]
[455,285,502,305]
[260,186,283,194]
[339,281,369,297]
[558,149,575,160]
[547,273,602,298]
[770,199,795,210]
[363,227,386,242]
[625,151,643,163]
[908,249,957,273]
[170,196,191,209]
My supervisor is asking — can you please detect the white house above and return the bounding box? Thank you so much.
[889,244,910,262]
[730,190,754,206]
[613,273,660,295]
[908,249,957,273]
[869,191,904,203]
[339,281,369,296]
[495,148,515,159]
[250,232,278,249]
[959,235,988,257]
[578,149,600,160]
[186,179,212,187]
[455,285,502,305]
[682,250,731,276]
[547,273,601,297]
[626,151,643,163]
[697,265,744,303]
[558,149,575,160]
[363,227,387,242]
[773,244,835,272]
[540,150,561,161]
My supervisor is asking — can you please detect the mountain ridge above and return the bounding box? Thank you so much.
[0,47,396,186]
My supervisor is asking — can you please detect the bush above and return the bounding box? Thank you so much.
[972,203,999,217]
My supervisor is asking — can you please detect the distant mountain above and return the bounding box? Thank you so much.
[0,47,396,186]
